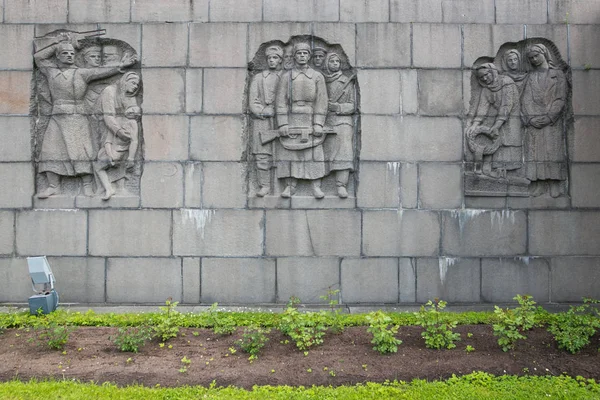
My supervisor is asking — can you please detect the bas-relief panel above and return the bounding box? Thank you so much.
[465,38,573,200]
[245,36,360,205]
[32,30,143,206]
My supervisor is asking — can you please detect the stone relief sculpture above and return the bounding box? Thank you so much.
[323,52,357,198]
[95,72,142,200]
[32,30,143,204]
[275,42,329,199]
[248,45,283,197]
[521,44,568,198]
[465,38,571,199]
[246,36,360,203]
[465,63,522,179]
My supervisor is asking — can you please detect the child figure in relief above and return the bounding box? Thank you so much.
[95,72,142,200]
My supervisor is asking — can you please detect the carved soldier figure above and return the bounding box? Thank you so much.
[282,45,294,71]
[275,42,329,198]
[248,45,283,197]
[521,44,568,197]
[323,52,356,198]
[466,63,521,177]
[33,33,137,199]
[312,46,327,70]
[95,72,142,200]
[102,45,121,67]
[81,45,102,67]
[80,45,107,158]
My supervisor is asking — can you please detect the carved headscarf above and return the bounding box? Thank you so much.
[527,43,557,69]
[501,49,527,82]
[323,52,343,82]
[119,71,141,97]
[475,63,503,92]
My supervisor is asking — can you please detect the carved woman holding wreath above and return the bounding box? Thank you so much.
[466,63,521,178]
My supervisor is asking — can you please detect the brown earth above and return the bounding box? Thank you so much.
[0,325,598,389]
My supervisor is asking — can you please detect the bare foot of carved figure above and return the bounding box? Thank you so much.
[337,185,348,198]
[102,188,115,201]
[36,185,59,199]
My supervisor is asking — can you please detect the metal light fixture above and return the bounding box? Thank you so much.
[26,256,59,315]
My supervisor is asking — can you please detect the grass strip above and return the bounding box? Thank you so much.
[0,308,553,330]
[0,373,598,399]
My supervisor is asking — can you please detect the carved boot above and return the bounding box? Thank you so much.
[336,170,350,198]
[36,185,59,199]
[36,172,60,199]
[549,180,562,198]
[281,178,297,198]
[80,175,95,197]
[312,179,325,199]
[256,170,271,197]
[530,181,547,197]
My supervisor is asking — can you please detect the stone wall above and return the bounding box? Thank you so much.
[1,0,599,305]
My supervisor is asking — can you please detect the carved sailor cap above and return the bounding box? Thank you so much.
[265,45,283,58]
[293,42,312,55]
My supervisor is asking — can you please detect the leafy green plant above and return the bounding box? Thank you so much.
[238,326,270,358]
[37,323,73,350]
[548,299,600,354]
[287,296,301,308]
[110,326,152,353]
[320,287,344,335]
[207,303,236,335]
[465,345,475,353]
[153,298,180,342]
[179,356,191,373]
[414,298,461,349]
[492,294,538,351]
[366,311,402,354]
[278,303,327,351]
[513,294,539,330]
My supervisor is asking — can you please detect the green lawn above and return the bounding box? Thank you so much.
[0,373,598,399]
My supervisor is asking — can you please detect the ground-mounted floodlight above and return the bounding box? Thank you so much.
[26,256,59,315]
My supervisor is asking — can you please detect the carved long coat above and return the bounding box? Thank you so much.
[36,59,121,177]
[521,68,567,181]
[274,66,328,180]
[248,70,281,155]
[324,72,356,172]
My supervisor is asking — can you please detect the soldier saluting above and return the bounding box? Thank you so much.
[34,31,137,199]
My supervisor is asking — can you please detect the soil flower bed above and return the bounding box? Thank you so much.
[0,299,599,390]
[0,324,599,389]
